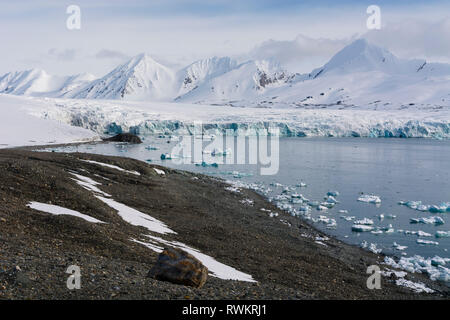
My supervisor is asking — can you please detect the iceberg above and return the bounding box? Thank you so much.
[416,239,439,246]
[435,231,450,238]
[410,216,445,225]
[360,241,382,254]
[384,255,450,282]
[327,191,339,197]
[358,194,381,204]
[352,225,374,232]
[392,242,408,251]
[354,218,374,225]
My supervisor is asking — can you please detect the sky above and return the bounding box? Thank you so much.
[1,0,450,76]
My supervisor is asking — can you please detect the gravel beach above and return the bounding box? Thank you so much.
[0,149,448,299]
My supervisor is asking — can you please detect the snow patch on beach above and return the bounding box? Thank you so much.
[27,201,104,224]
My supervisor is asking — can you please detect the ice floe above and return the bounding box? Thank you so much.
[360,241,382,254]
[27,202,104,224]
[395,278,435,293]
[392,242,408,251]
[352,225,374,232]
[384,255,450,282]
[399,200,450,213]
[416,239,439,246]
[435,231,450,238]
[354,218,374,225]
[358,194,381,204]
[410,216,445,225]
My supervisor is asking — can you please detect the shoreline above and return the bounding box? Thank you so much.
[0,146,448,299]
[15,140,450,286]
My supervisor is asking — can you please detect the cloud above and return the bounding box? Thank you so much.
[248,34,356,73]
[362,18,450,63]
[48,48,78,61]
[95,49,130,60]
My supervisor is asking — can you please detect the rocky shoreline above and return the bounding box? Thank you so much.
[0,148,448,299]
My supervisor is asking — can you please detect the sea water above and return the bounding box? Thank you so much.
[49,137,450,265]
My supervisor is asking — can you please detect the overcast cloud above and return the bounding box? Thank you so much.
[0,1,449,76]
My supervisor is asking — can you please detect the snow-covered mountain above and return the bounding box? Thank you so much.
[176,58,291,102]
[72,53,176,100]
[1,39,450,108]
[0,69,95,97]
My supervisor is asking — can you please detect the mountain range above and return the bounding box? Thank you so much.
[2,39,450,108]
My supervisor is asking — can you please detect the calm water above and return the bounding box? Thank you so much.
[50,137,450,261]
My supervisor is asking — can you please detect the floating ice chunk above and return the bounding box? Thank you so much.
[352,225,374,232]
[410,216,445,225]
[325,195,338,204]
[416,239,439,245]
[358,194,381,204]
[211,148,232,156]
[384,255,450,282]
[360,241,382,254]
[338,209,348,214]
[393,242,408,251]
[417,230,432,237]
[290,198,303,204]
[404,200,422,209]
[429,205,447,213]
[160,153,175,160]
[27,202,105,224]
[317,205,328,211]
[327,191,339,197]
[354,218,374,225]
[431,256,447,267]
[417,205,430,212]
[298,205,311,212]
[340,215,355,221]
[386,214,397,219]
[296,182,307,187]
[270,182,283,188]
[435,231,450,238]
[380,268,407,278]
[195,161,219,168]
[400,230,432,237]
[320,202,335,209]
[317,216,337,229]
[308,201,320,207]
[395,278,434,294]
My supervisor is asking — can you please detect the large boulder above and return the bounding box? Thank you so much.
[103,133,142,144]
[147,247,208,288]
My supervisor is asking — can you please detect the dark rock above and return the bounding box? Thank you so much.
[103,133,142,144]
[147,247,208,288]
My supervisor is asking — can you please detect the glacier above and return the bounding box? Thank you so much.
[2,93,449,140]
